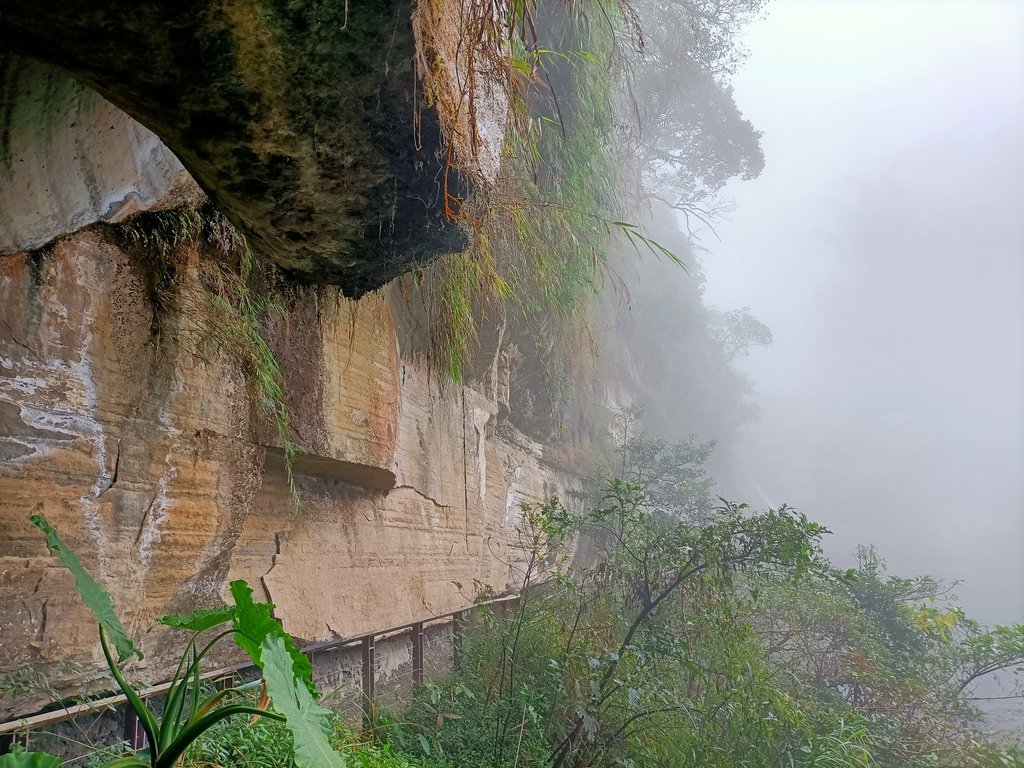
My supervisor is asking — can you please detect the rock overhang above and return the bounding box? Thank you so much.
[0,0,483,296]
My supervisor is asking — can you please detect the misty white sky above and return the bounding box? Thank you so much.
[700,0,1024,624]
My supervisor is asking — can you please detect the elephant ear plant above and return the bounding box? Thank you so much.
[0,516,347,768]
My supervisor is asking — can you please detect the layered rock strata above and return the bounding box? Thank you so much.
[0,232,581,718]
[0,33,576,719]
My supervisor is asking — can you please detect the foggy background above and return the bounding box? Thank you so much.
[700,0,1024,628]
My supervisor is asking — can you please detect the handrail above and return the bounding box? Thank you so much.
[0,594,519,738]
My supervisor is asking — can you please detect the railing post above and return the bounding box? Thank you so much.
[411,622,425,687]
[361,635,376,725]
[123,706,146,751]
[452,611,464,669]
[214,672,235,691]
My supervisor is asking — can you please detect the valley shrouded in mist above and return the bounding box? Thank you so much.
[1,0,1021,765]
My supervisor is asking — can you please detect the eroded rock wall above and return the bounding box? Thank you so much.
[0,233,580,718]
[0,56,204,254]
[0,0,473,292]
[0,61,578,720]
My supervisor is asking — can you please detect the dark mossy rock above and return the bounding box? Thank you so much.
[0,0,468,295]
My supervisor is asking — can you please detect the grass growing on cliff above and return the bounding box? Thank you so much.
[112,207,304,509]
[194,249,304,509]
[410,0,636,385]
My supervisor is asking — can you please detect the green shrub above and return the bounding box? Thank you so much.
[1,517,347,768]
[182,712,418,768]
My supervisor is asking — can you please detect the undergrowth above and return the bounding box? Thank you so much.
[388,605,568,768]
[181,709,416,768]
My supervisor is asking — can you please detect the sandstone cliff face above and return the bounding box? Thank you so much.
[0,64,578,719]
[0,231,581,718]
[0,57,204,255]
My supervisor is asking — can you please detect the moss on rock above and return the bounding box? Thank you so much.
[0,0,469,295]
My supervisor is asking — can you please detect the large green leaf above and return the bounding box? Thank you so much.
[158,605,236,633]
[0,749,62,768]
[229,580,314,694]
[261,635,346,768]
[228,580,278,665]
[28,515,140,663]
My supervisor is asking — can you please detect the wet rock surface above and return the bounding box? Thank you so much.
[0,1,469,293]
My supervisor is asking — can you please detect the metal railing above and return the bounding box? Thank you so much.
[0,594,520,756]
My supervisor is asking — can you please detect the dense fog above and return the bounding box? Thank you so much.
[2,0,1022,762]
[699,0,1023,627]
